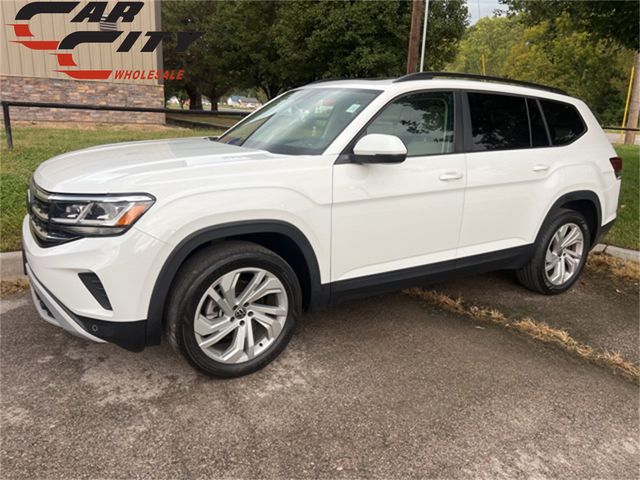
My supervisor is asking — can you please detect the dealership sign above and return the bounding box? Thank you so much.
[8,1,203,80]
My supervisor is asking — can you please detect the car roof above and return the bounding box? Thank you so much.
[304,76,576,103]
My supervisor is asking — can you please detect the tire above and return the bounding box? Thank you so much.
[166,240,301,378]
[516,208,590,295]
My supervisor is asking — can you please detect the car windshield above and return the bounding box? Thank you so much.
[217,88,381,155]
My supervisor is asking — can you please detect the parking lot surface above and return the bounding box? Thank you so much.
[1,286,639,479]
[431,266,640,364]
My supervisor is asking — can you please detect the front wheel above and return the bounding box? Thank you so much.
[517,208,590,295]
[166,241,301,378]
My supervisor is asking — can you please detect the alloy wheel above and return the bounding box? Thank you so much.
[193,267,288,364]
[544,222,585,286]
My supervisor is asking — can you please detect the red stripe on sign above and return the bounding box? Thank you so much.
[8,24,33,37]
[12,40,58,50]
[55,53,76,67]
[56,70,112,80]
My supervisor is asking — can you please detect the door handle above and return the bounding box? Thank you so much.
[533,164,550,172]
[439,171,463,181]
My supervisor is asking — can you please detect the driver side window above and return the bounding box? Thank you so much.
[366,91,455,156]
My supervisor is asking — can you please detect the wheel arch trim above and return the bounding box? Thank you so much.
[145,220,324,345]
[538,190,603,247]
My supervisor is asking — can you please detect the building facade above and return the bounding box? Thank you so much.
[0,0,164,124]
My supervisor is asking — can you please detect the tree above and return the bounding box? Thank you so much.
[212,1,288,100]
[272,0,413,87]
[501,0,639,141]
[448,16,524,76]
[164,0,469,102]
[273,0,468,96]
[502,14,633,124]
[500,0,639,51]
[447,15,634,125]
[162,1,233,110]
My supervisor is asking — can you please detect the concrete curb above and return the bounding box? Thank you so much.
[592,244,640,262]
[2,243,639,283]
[0,251,25,281]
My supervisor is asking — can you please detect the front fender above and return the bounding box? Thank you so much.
[144,220,325,346]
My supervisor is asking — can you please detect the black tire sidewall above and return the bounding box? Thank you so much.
[176,252,300,378]
[535,210,590,294]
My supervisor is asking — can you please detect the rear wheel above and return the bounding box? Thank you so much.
[517,209,590,295]
[166,241,301,377]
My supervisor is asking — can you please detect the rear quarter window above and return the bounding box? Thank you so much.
[539,100,586,146]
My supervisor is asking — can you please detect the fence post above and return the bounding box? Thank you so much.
[2,102,13,150]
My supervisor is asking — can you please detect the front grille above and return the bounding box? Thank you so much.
[28,182,79,248]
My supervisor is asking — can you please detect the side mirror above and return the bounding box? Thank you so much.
[352,134,407,164]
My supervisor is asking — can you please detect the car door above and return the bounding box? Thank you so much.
[331,90,466,284]
[457,92,555,259]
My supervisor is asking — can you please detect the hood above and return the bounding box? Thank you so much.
[33,137,284,194]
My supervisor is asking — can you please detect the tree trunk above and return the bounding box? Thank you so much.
[186,84,202,110]
[209,90,219,112]
[406,0,424,74]
[191,93,203,110]
[624,51,640,145]
[260,84,280,100]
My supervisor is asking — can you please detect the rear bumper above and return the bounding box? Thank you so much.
[593,218,616,247]
[27,264,147,351]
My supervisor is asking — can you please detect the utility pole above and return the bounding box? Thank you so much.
[406,0,424,74]
[419,0,430,72]
[624,51,640,145]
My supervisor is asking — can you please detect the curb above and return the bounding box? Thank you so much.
[3,243,639,284]
[0,251,25,282]
[592,244,640,262]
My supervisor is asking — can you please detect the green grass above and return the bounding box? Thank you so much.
[0,125,222,252]
[605,144,639,250]
[0,127,638,252]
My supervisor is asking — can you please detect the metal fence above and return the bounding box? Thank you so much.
[1,100,249,149]
[1,100,638,149]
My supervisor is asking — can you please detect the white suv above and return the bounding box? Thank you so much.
[23,73,621,377]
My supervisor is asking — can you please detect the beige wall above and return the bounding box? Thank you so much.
[0,0,162,85]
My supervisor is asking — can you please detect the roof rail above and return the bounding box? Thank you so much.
[308,76,391,85]
[393,71,567,95]
[308,77,348,85]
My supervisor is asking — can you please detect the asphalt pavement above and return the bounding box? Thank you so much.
[1,284,638,479]
[430,266,640,364]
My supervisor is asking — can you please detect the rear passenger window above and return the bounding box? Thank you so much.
[527,98,549,147]
[539,100,586,145]
[366,91,454,156]
[468,93,529,151]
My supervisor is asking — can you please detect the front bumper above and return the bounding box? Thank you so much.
[22,215,171,351]
[27,264,148,351]
[27,263,105,344]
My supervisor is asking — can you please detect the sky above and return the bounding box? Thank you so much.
[465,0,508,24]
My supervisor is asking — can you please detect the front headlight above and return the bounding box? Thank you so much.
[28,181,155,237]
[47,194,155,235]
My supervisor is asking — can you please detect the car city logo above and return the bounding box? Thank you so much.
[8,1,203,80]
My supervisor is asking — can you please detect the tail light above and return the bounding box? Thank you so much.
[609,156,622,179]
